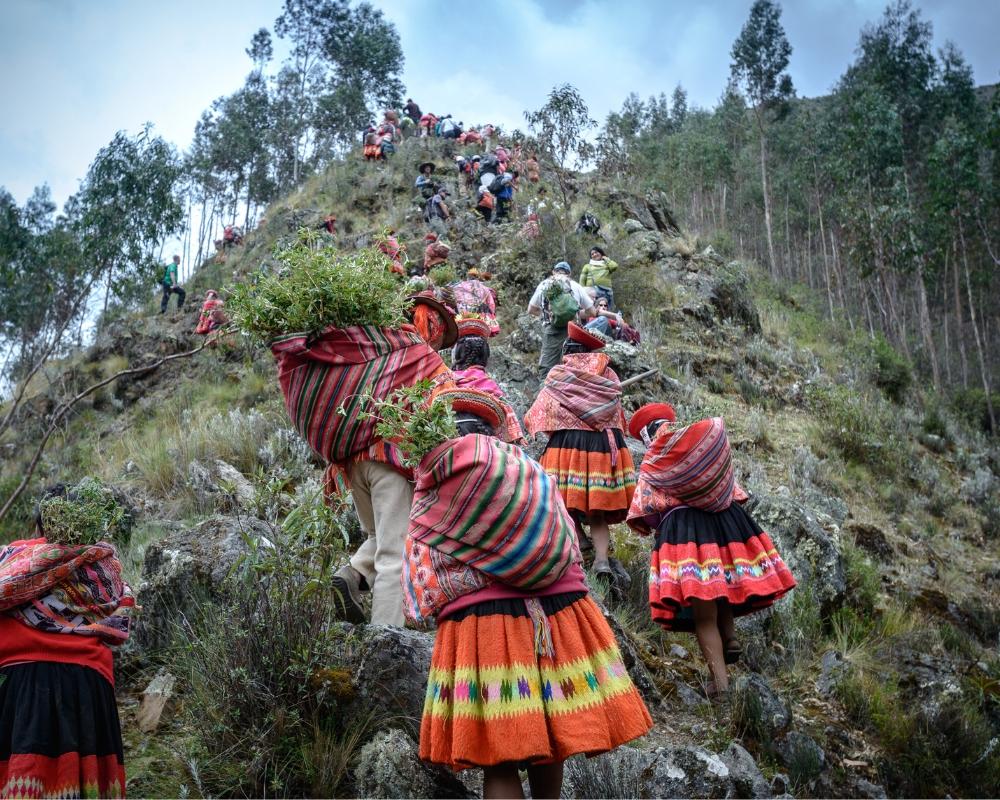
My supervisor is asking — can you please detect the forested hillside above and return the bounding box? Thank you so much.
[1,1,998,799]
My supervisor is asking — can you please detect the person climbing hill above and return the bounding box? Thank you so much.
[195,289,227,335]
[579,246,619,309]
[526,261,595,375]
[404,98,421,124]
[401,388,653,799]
[625,405,797,699]
[422,232,450,273]
[524,323,636,587]
[160,254,186,314]
[415,162,438,200]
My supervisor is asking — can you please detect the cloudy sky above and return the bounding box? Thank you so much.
[1,0,996,211]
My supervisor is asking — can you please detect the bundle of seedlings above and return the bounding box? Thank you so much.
[226,231,450,465]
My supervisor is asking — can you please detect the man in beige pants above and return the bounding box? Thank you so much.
[331,456,413,627]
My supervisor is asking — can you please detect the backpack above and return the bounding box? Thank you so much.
[576,212,600,234]
[544,278,579,327]
[479,154,499,175]
[478,190,495,210]
[487,173,505,195]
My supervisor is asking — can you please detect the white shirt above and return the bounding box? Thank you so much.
[528,275,595,323]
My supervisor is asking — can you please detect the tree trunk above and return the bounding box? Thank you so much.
[952,235,969,387]
[959,215,996,431]
[757,116,778,276]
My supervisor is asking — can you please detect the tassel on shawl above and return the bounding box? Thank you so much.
[526,597,555,658]
[607,429,618,467]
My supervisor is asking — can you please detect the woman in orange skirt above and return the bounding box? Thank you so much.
[403,389,652,799]
[524,323,635,583]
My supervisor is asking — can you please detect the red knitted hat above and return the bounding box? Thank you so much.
[424,232,438,242]
[436,387,505,433]
[455,314,492,339]
[627,402,677,440]
[567,321,607,351]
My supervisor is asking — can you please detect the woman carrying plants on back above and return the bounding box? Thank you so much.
[625,404,797,699]
[371,386,652,800]
[524,322,636,586]
[0,479,134,798]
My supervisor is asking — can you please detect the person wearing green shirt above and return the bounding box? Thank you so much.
[579,246,619,310]
[160,254,186,314]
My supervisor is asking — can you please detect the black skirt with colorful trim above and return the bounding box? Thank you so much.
[649,502,796,631]
[0,662,126,798]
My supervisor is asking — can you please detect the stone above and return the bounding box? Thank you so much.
[747,494,846,615]
[623,218,645,233]
[132,515,274,653]
[507,312,543,355]
[709,262,762,334]
[349,625,436,728]
[775,731,826,779]
[816,650,848,696]
[770,772,791,795]
[721,742,773,798]
[186,459,256,511]
[852,777,888,798]
[918,432,948,453]
[847,522,894,561]
[734,672,792,738]
[669,643,690,660]
[137,670,176,733]
[354,728,473,799]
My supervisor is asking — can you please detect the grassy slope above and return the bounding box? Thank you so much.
[2,134,998,797]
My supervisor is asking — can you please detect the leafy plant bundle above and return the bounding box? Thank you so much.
[38,477,131,546]
[227,229,408,345]
[353,380,457,468]
[428,264,458,287]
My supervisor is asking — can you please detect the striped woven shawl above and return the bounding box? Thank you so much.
[0,538,133,644]
[409,434,576,592]
[626,417,740,533]
[271,324,447,464]
[523,352,625,435]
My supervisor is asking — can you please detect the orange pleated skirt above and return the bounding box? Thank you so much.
[538,429,636,523]
[420,592,653,771]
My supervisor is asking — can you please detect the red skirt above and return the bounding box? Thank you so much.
[0,662,126,798]
[539,430,636,523]
[420,592,652,771]
[649,503,796,631]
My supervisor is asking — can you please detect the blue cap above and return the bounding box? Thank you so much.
[553,261,572,274]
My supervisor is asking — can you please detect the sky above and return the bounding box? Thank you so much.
[0,0,997,212]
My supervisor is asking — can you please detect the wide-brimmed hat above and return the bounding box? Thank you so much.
[424,232,438,242]
[455,314,492,340]
[627,402,677,440]
[418,161,436,174]
[435,387,505,433]
[409,291,459,349]
[567,321,606,351]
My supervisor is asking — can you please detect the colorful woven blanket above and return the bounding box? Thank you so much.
[523,352,625,435]
[626,417,745,534]
[452,367,524,444]
[0,538,133,644]
[452,280,500,335]
[271,324,447,464]
[408,434,577,596]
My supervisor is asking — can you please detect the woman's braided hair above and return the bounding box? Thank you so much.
[452,335,491,370]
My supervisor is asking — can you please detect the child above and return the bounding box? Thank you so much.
[0,482,133,798]
[402,388,653,799]
[524,323,636,584]
[626,404,797,698]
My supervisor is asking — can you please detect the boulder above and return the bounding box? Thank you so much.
[747,494,846,615]
[709,262,761,334]
[187,459,256,511]
[622,218,645,233]
[816,650,848,696]
[566,742,770,799]
[733,672,792,739]
[136,670,176,733]
[507,313,543,356]
[774,731,825,780]
[354,728,473,799]
[132,515,274,653]
[348,625,435,730]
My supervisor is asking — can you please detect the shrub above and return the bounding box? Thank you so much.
[807,385,902,475]
[950,387,1000,434]
[37,478,133,546]
[868,335,911,403]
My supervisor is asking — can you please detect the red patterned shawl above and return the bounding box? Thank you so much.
[452,366,525,444]
[626,417,748,534]
[523,352,625,435]
[0,538,134,644]
[271,324,447,464]
[405,434,577,619]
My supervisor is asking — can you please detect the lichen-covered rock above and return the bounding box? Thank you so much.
[349,625,435,729]
[775,730,825,778]
[747,494,846,615]
[186,459,256,511]
[132,515,274,653]
[354,728,473,799]
[721,742,772,798]
[734,672,792,738]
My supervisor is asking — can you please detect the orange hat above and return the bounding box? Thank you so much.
[435,387,505,433]
[627,403,677,441]
[455,314,491,339]
[566,321,606,351]
[409,291,458,349]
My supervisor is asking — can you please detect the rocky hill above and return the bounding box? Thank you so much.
[2,133,998,799]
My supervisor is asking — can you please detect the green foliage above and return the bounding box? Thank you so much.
[807,384,902,475]
[176,493,365,797]
[227,231,406,344]
[950,387,1000,434]
[868,335,911,402]
[37,478,131,546]
[355,380,457,469]
[730,0,794,113]
[770,582,824,664]
[428,263,457,286]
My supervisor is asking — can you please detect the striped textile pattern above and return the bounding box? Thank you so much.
[271,323,447,463]
[523,353,625,435]
[409,434,577,590]
[627,418,738,526]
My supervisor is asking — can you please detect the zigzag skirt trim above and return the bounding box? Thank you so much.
[420,592,652,770]
[539,429,636,523]
[0,662,125,799]
[649,503,797,631]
